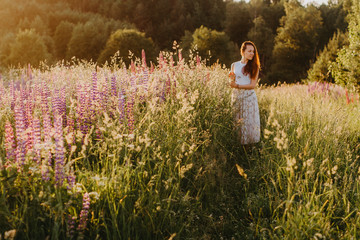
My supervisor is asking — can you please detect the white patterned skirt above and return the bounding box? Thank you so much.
[231,89,260,145]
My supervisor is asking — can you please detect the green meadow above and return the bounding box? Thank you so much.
[0,57,359,239]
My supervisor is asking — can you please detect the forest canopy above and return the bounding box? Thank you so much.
[0,0,357,88]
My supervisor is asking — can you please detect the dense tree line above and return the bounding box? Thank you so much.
[0,0,356,87]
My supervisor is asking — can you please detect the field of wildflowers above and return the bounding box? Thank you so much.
[0,50,359,239]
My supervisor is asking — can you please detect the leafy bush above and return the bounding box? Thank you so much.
[307,30,348,83]
[6,29,51,67]
[182,25,237,67]
[54,21,75,60]
[330,0,360,91]
[97,29,157,66]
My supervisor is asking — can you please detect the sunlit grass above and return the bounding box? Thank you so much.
[0,55,359,239]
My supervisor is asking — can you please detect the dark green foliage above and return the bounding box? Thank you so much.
[318,1,348,52]
[0,33,15,66]
[247,16,275,75]
[266,1,323,84]
[307,30,348,83]
[54,21,74,60]
[66,17,127,62]
[181,26,237,66]
[330,0,360,90]
[7,29,51,67]
[224,1,253,47]
[97,29,157,66]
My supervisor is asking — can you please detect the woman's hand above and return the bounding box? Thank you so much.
[228,71,235,81]
[229,80,238,89]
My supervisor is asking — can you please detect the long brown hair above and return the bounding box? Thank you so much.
[240,41,260,80]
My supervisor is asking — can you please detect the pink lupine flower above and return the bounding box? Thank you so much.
[169,55,174,67]
[142,49,147,68]
[32,117,41,164]
[196,55,201,67]
[77,192,91,238]
[159,52,164,69]
[4,121,16,163]
[131,60,136,73]
[345,90,350,104]
[178,49,183,62]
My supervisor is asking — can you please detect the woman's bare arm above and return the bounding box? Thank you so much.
[230,70,259,90]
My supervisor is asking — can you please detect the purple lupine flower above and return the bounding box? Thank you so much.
[41,80,51,106]
[126,90,135,133]
[118,91,125,124]
[43,112,52,143]
[32,117,41,164]
[14,104,26,167]
[130,75,136,90]
[4,121,16,164]
[53,89,66,119]
[142,68,149,92]
[77,192,91,237]
[111,75,117,97]
[10,81,15,110]
[66,215,77,239]
[20,87,32,133]
[41,96,53,181]
[66,115,75,149]
[102,76,109,109]
[60,87,67,126]
[83,82,93,134]
[54,115,65,187]
[67,167,76,190]
[91,72,98,103]
[76,84,90,134]
[76,85,84,131]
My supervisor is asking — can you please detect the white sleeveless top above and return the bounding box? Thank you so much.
[232,61,251,85]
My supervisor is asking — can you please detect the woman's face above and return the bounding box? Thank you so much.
[243,44,255,61]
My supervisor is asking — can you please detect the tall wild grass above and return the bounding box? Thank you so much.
[0,51,359,239]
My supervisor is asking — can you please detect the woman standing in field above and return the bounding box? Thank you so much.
[229,41,261,146]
